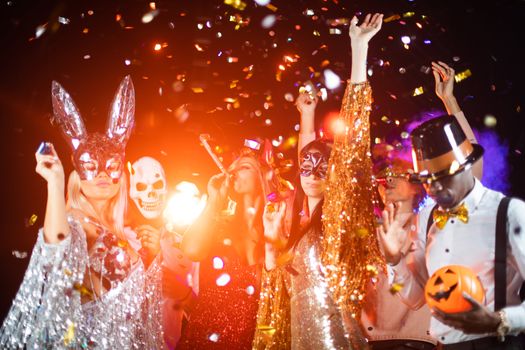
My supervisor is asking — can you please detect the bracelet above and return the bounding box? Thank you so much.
[497,310,511,342]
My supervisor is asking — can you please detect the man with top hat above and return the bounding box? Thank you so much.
[377,114,525,349]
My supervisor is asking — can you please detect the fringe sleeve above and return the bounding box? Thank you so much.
[252,267,291,350]
[321,81,385,319]
[0,219,88,349]
[136,254,166,349]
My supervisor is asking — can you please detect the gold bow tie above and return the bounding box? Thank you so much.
[433,203,469,230]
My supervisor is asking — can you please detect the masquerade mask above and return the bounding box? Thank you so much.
[51,76,135,181]
[73,134,124,181]
[300,151,328,179]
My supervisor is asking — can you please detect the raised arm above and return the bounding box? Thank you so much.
[296,92,318,157]
[320,13,385,314]
[35,142,70,244]
[350,13,382,83]
[432,61,483,179]
[181,173,229,261]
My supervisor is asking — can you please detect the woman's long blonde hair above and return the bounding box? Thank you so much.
[66,170,128,238]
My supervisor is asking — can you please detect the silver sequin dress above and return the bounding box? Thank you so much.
[0,217,165,349]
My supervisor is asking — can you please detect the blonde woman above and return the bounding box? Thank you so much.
[0,76,164,349]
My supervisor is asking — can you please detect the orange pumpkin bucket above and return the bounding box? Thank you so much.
[425,265,485,313]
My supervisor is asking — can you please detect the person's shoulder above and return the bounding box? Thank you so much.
[508,196,525,217]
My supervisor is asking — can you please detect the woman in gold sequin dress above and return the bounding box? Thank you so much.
[253,13,385,350]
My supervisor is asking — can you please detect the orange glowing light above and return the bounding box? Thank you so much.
[154,43,162,51]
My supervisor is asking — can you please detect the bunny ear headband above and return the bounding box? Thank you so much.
[51,76,135,181]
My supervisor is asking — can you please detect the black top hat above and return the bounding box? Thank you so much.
[409,115,484,182]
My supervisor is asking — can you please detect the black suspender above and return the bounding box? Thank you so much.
[426,197,513,310]
[495,196,512,310]
[426,204,439,240]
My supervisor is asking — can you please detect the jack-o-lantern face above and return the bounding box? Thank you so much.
[425,265,485,314]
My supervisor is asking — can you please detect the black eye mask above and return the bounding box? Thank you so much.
[299,151,328,179]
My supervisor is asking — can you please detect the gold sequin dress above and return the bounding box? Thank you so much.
[254,82,382,350]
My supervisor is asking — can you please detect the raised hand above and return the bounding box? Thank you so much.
[295,91,318,116]
[376,203,413,265]
[432,61,455,101]
[349,13,383,46]
[35,142,64,186]
[262,201,287,248]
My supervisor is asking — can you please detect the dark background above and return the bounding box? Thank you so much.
[1,0,524,319]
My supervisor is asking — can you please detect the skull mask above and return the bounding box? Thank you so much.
[129,156,167,220]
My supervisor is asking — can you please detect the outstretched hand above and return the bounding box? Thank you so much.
[295,92,318,116]
[349,13,383,46]
[432,61,455,101]
[431,292,501,334]
[376,203,413,265]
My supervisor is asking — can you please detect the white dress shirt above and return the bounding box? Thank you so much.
[392,178,525,344]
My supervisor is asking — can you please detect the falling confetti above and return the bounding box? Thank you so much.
[12,251,28,259]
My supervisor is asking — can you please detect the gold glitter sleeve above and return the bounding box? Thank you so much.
[321,81,384,319]
[252,267,291,350]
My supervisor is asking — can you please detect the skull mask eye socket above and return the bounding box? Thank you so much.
[152,179,164,190]
[136,182,147,191]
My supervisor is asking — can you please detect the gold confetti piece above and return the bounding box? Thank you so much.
[117,239,129,248]
[191,87,204,93]
[356,227,369,238]
[63,321,75,346]
[28,214,38,226]
[366,264,378,275]
[384,14,400,23]
[454,69,472,83]
[257,324,276,342]
[74,282,94,299]
[402,12,415,17]
[224,0,246,10]
[413,86,424,96]
[390,283,404,294]
[266,3,278,12]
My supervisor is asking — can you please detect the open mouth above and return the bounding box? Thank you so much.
[138,198,162,211]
